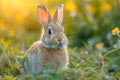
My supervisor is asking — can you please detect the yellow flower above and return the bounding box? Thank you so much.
[4,75,15,80]
[86,5,95,13]
[0,20,5,26]
[0,20,6,30]
[111,27,119,35]
[9,29,15,37]
[16,55,24,59]
[65,1,77,11]
[95,43,104,48]
[100,2,112,14]
[15,14,23,21]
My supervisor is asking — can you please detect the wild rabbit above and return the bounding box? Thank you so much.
[21,4,69,75]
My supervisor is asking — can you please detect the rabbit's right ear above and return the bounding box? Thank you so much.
[37,4,51,27]
[53,4,64,24]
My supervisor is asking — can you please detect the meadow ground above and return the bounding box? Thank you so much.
[0,0,120,80]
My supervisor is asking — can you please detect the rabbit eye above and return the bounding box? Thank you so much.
[48,28,52,35]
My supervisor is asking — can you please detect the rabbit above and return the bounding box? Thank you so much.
[20,4,69,75]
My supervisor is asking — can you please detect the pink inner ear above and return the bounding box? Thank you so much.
[38,8,48,24]
[58,9,62,23]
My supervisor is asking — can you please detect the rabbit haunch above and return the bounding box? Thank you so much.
[21,4,69,75]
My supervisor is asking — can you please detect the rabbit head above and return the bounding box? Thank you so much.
[37,4,68,49]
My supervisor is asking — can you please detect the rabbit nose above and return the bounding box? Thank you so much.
[57,39,62,46]
[58,42,62,46]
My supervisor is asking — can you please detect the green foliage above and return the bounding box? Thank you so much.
[0,0,120,80]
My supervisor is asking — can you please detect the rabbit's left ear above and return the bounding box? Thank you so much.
[53,4,64,24]
[37,4,51,27]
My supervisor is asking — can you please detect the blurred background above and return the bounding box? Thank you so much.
[0,0,120,79]
[0,0,120,48]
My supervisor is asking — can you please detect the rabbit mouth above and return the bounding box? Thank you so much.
[57,43,67,49]
[58,42,65,48]
[48,44,66,49]
[53,45,66,49]
[41,41,66,49]
[51,43,67,49]
[58,45,66,49]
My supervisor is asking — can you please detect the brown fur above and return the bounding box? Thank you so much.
[23,41,68,75]
[21,4,69,75]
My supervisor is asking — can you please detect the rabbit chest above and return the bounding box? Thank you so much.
[38,42,68,69]
[26,41,68,70]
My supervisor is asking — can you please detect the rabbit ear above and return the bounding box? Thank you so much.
[37,4,51,27]
[53,4,64,24]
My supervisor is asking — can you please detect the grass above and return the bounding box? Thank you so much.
[0,29,120,80]
[0,0,120,79]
